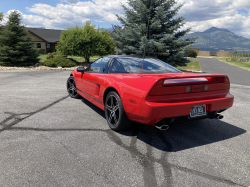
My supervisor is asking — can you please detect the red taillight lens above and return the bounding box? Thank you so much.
[149,76,230,96]
[206,77,224,83]
[224,76,230,84]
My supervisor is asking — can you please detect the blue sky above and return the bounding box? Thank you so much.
[1,0,58,12]
[1,0,250,38]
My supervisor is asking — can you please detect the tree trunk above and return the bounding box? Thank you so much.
[85,57,90,64]
[85,57,89,64]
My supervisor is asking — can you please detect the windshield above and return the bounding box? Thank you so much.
[109,57,181,74]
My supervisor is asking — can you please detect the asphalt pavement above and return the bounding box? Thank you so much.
[0,69,249,187]
[197,57,250,86]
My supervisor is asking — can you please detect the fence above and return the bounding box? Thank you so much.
[230,53,250,59]
[198,51,210,56]
[217,51,230,57]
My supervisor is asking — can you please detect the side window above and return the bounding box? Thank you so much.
[109,58,128,73]
[85,57,110,73]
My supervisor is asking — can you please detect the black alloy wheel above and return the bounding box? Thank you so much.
[67,76,81,98]
[105,91,132,131]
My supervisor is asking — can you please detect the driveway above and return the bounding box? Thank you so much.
[0,70,249,187]
[197,57,250,86]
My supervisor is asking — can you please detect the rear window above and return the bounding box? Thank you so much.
[109,57,181,74]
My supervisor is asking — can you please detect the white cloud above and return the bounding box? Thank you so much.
[178,0,250,38]
[21,0,127,29]
[3,0,250,38]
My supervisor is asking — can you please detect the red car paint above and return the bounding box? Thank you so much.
[71,70,234,125]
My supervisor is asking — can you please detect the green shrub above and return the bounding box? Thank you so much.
[43,56,79,67]
[188,50,197,58]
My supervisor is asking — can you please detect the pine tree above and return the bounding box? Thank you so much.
[111,0,196,66]
[0,12,3,31]
[0,11,39,66]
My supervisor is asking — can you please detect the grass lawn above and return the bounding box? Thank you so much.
[214,57,250,71]
[68,56,100,63]
[176,60,201,72]
[37,54,201,72]
[38,54,100,63]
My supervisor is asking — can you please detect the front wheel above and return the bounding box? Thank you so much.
[67,76,81,99]
[105,91,132,131]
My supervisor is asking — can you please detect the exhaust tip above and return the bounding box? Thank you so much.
[160,125,169,130]
[216,114,224,119]
[155,124,169,131]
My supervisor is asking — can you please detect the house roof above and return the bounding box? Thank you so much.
[24,27,62,43]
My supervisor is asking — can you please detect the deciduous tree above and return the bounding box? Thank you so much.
[0,11,39,66]
[111,0,196,66]
[57,21,115,63]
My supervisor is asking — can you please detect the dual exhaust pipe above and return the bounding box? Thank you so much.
[155,114,224,131]
[155,124,169,131]
[216,114,224,119]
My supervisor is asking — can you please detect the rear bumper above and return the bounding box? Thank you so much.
[127,93,234,125]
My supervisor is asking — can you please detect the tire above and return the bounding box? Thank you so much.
[67,76,81,99]
[105,91,133,131]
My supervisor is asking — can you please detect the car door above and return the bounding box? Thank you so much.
[79,57,110,98]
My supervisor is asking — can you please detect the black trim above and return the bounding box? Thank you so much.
[82,79,100,88]
[166,111,217,124]
[77,88,103,105]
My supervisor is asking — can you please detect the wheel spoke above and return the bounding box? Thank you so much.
[109,113,113,123]
[67,80,73,87]
[113,105,119,112]
[106,105,112,112]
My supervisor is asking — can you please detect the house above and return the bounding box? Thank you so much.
[24,27,62,53]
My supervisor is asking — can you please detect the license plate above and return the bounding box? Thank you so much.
[190,105,206,117]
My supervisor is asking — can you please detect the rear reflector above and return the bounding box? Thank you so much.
[185,86,192,93]
[204,84,209,91]
[224,76,230,84]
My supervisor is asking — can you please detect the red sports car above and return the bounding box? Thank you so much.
[67,56,234,131]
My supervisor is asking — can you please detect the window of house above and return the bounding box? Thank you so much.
[36,43,41,48]
[47,44,50,48]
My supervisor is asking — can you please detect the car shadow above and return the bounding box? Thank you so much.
[81,98,246,152]
[0,96,245,154]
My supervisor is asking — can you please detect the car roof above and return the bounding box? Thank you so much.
[105,55,156,59]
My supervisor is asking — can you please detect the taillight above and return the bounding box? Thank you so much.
[224,76,230,84]
[163,78,208,86]
[206,77,224,83]
[149,76,229,96]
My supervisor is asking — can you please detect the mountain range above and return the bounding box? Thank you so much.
[184,27,250,52]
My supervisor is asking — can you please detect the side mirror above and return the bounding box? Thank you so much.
[77,67,85,73]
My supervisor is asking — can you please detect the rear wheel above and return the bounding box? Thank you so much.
[67,76,81,99]
[105,91,132,131]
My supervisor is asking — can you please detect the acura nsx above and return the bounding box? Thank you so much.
[67,56,234,131]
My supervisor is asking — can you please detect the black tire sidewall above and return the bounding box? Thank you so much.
[105,91,132,131]
[67,76,80,99]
